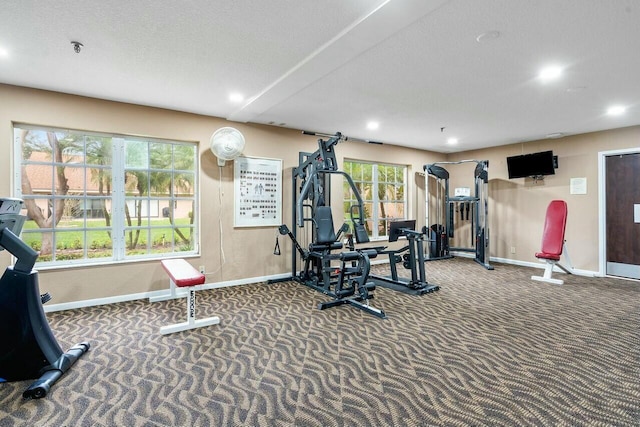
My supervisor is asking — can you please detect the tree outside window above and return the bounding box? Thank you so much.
[343,160,406,239]
[14,125,198,266]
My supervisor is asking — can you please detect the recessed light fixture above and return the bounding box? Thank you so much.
[545,132,564,139]
[229,93,244,103]
[538,66,562,81]
[476,30,501,43]
[367,121,379,130]
[566,86,587,93]
[0,47,8,57]
[607,105,626,116]
[447,138,458,145]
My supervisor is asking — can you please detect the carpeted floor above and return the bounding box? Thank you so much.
[1,258,639,426]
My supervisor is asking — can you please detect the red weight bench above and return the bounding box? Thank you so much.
[531,200,574,285]
[159,259,220,335]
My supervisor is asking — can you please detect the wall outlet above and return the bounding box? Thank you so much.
[510,247,516,254]
[199,265,205,274]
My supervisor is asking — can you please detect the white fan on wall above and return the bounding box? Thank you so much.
[210,127,246,166]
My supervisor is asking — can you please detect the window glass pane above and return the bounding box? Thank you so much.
[150,142,173,170]
[125,140,149,169]
[174,172,194,197]
[125,228,149,256]
[125,171,149,196]
[63,167,85,194]
[172,200,194,222]
[58,134,85,164]
[85,136,112,167]
[85,198,111,222]
[23,164,53,194]
[125,198,151,227]
[20,130,52,162]
[174,144,196,171]
[87,229,113,259]
[378,220,387,237]
[152,227,174,253]
[87,167,112,196]
[151,171,172,197]
[174,227,194,252]
[363,163,373,181]
[54,231,85,261]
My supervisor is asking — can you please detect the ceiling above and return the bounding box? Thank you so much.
[1,0,639,153]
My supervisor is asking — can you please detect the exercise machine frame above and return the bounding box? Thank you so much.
[273,131,385,318]
[424,160,493,270]
[367,220,439,295]
[0,197,90,399]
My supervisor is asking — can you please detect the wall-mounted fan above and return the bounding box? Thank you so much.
[210,127,245,166]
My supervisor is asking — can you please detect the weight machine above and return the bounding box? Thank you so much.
[424,160,493,270]
[367,220,440,295]
[274,132,386,318]
[0,197,90,399]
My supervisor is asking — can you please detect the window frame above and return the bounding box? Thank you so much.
[343,159,407,240]
[13,124,199,269]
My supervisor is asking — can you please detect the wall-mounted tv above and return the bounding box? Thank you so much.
[506,150,557,179]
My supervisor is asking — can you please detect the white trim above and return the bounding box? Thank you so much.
[598,147,640,278]
[453,251,599,277]
[44,271,291,313]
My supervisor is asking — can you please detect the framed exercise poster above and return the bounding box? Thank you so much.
[234,156,282,227]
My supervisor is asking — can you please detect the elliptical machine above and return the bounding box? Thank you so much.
[0,197,90,399]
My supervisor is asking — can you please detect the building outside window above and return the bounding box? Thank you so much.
[13,124,198,267]
[343,160,406,239]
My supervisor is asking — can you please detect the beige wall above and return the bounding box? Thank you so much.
[2,84,638,304]
[446,126,640,272]
[0,84,445,304]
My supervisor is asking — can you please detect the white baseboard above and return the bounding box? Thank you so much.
[45,255,603,313]
[44,272,292,313]
[449,251,599,277]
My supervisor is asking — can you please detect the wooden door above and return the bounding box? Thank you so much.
[605,153,640,279]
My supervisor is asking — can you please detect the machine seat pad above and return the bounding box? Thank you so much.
[535,251,561,261]
[161,259,206,288]
[309,242,343,252]
[538,200,567,257]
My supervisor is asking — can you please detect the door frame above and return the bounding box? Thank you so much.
[598,147,640,277]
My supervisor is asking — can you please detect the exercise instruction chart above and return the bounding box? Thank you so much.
[234,156,282,227]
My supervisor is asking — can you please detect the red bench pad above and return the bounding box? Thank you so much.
[535,200,567,260]
[161,259,206,288]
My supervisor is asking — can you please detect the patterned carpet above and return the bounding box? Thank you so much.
[0,258,638,426]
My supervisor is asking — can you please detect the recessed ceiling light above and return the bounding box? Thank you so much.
[229,93,244,103]
[566,86,587,93]
[0,47,8,57]
[447,138,458,145]
[476,30,501,43]
[367,121,379,130]
[607,105,626,116]
[538,66,562,81]
[545,132,564,139]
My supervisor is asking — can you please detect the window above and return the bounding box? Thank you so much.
[343,160,406,239]
[14,124,198,267]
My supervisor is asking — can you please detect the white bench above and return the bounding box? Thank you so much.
[158,259,220,335]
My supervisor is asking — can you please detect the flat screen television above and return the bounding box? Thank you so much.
[506,150,557,179]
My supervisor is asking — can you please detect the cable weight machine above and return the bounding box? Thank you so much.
[424,160,493,270]
[272,131,386,318]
